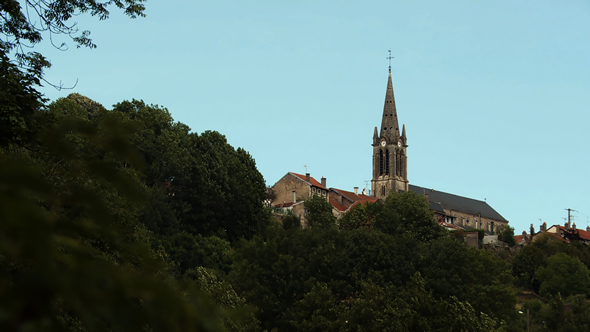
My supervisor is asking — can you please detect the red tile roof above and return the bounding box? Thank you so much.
[331,188,378,204]
[546,232,567,242]
[514,235,524,244]
[558,226,590,241]
[291,172,328,190]
[329,196,348,212]
[273,202,300,208]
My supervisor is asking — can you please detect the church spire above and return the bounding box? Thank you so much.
[379,69,400,142]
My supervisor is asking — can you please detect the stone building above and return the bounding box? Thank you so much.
[408,185,508,234]
[269,66,510,233]
[328,187,378,218]
[371,68,509,234]
[521,221,590,245]
[371,69,409,199]
[270,172,329,223]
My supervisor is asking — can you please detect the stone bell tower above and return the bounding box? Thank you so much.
[371,68,408,200]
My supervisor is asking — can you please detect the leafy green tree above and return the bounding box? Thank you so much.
[162,232,233,275]
[287,282,340,332]
[282,214,302,231]
[0,52,45,147]
[229,227,423,331]
[376,191,445,241]
[512,244,546,291]
[304,195,336,228]
[339,201,382,229]
[421,237,517,327]
[184,267,260,332]
[1,0,145,82]
[0,115,232,331]
[499,225,516,246]
[536,253,590,298]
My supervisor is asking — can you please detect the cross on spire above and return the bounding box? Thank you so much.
[386,49,394,70]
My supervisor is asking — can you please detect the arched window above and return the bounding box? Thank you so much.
[385,149,390,175]
[379,150,384,175]
[381,185,386,197]
[396,150,401,176]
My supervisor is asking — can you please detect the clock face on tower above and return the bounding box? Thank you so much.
[397,141,402,147]
[381,140,386,147]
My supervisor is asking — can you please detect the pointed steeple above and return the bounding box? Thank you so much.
[379,69,400,142]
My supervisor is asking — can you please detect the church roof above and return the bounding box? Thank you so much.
[409,184,508,223]
[428,201,446,214]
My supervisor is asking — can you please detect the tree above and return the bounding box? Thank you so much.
[282,214,301,231]
[376,191,445,241]
[421,237,517,327]
[339,201,382,229]
[304,195,336,228]
[0,51,45,147]
[0,113,232,331]
[512,244,546,291]
[536,253,590,298]
[1,0,145,82]
[499,225,516,246]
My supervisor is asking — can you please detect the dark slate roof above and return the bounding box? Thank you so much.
[409,184,508,223]
[429,201,446,214]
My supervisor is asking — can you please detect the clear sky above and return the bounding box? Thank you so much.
[37,0,590,234]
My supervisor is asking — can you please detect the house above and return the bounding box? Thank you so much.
[270,172,329,226]
[328,187,378,218]
[519,221,590,245]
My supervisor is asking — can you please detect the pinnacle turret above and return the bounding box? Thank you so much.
[401,124,406,144]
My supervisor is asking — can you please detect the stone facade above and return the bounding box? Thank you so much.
[371,69,409,199]
[447,209,507,234]
[270,172,329,226]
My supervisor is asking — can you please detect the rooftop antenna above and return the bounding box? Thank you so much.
[386,49,393,70]
[304,165,308,173]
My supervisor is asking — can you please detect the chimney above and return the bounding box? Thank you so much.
[321,177,326,188]
[565,221,570,231]
[523,230,530,244]
[305,173,310,183]
[541,222,547,232]
[587,226,590,233]
[573,222,577,230]
[292,191,296,203]
[354,187,359,195]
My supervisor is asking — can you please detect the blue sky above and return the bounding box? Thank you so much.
[38,0,590,234]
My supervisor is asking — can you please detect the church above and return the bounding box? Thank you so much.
[271,67,509,234]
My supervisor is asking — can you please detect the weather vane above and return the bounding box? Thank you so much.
[386,49,394,70]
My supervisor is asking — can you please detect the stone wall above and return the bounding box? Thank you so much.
[272,174,311,206]
[444,209,507,234]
